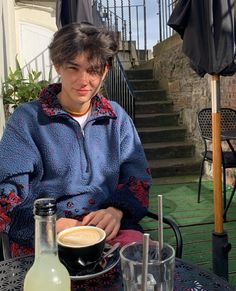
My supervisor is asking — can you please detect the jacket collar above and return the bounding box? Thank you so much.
[39,83,117,119]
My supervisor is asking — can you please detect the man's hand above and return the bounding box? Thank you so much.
[56,218,82,233]
[82,207,123,240]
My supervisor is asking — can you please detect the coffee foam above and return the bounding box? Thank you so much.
[59,228,102,246]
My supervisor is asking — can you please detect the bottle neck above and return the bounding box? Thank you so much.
[34,214,58,258]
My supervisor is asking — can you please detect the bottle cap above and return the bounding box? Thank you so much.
[34,198,57,216]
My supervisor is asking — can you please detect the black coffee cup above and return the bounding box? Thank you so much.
[57,225,106,271]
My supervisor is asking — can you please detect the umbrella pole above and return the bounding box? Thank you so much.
[211,74,223,232]
[211,74,231,280]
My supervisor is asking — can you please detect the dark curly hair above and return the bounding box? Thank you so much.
[49,22,118,74]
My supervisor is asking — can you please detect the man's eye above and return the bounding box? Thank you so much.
[65,64,78,70]
[67,66,78,71]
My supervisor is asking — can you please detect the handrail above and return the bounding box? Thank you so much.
[21,47,58,83]
[157,0,178,42]
[93,2,136,122]
[93,0,147,63]
[94,0,178,46]
[105,55,135,122]
[146,211,183,258]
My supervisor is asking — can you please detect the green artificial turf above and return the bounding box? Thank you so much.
[140,181,236,286]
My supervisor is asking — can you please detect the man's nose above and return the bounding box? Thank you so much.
[77,70,90,83]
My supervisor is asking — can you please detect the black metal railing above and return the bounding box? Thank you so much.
[105,56,135,122]
[91,0,179,121]
[93,0,148,63]
[157,0,178,42]
[92,1,136,121]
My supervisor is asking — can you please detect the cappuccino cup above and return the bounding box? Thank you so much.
[57,226,106,271]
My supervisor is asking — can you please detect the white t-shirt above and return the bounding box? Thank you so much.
[70,110,91,134]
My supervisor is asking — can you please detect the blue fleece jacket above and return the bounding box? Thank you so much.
[0,83,152,248]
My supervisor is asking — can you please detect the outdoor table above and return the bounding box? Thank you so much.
[221,129,236,219]
[0,255,235,290]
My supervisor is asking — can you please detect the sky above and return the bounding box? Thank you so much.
[100,0,160,50]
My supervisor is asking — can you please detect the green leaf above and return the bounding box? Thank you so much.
[2,56,54,109]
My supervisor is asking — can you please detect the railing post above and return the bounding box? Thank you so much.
[136,6,140,58]
[121,0,125,51]
[128,0,132,55]
[143,0,147,61]
[109,10,113,29]
[98,0,102,16]
[113,0,117,32]
[158,0,162,42]
[106,0,110,28]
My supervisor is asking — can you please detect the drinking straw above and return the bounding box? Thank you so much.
[141,233,150,291]
[158,195,163,260]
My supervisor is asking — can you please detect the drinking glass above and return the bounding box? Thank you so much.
[120,241,175,291]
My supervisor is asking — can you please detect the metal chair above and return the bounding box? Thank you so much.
[0,232,11,261]
[146,211,183,258]
[197,108,236,220]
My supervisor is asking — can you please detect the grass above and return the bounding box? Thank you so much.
[140,180,236,286]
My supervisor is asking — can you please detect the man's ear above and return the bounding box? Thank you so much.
[54,64,61,74]
[102,65,109,81]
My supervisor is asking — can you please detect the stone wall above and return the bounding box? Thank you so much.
[152,34,236,185]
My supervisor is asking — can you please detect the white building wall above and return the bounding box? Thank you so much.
[14,2,57,79]
[1,1,57,136]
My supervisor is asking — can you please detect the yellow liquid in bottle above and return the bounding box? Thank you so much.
[24,253,71,291]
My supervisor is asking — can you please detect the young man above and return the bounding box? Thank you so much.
[0,22,152,257]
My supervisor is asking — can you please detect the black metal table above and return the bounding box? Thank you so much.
[0,255,235,291]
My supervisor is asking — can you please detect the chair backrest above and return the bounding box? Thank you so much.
[198,108,236,140]
[145,211,183,258]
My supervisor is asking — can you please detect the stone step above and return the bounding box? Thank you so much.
[136,100,173,114]
[131,79,159,90]
[143,142,195,160]
[138,126,186,143]
[126,69,153,80]
[134,89,167,101]
[135,112,179,127]
[125,67,198,180]
[148,158,201,178]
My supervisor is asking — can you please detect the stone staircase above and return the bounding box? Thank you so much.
[126,68,201,179]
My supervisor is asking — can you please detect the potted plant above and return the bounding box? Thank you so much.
[2,58,52,118]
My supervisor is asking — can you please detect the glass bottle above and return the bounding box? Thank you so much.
[24,198,71,291]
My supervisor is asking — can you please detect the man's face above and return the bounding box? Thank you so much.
[55,52,108,111]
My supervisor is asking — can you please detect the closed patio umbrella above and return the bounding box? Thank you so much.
[168,0,235,280]
[56,0,93,28]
